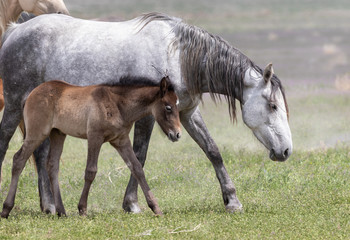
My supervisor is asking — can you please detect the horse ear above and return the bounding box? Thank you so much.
[160,77,168,97]
[263,63,274,83]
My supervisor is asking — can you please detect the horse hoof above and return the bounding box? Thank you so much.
[123,202,142,214]
[43,204,56,215]
[225,203,243,213]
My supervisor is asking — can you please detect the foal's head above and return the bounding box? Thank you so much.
[152,76,181,142]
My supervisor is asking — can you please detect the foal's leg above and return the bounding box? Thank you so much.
[180,107,242,212]
[18,122,55,214]
[111,138,162,215]
[47,129,67,216]
[77,136,103,216]
[1,139,44,218]
[122,115,155,213]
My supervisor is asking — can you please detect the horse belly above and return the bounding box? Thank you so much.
[52,105,89,139]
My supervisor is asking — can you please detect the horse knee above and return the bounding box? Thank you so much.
[11,150,27,174]
[84,169,97,182]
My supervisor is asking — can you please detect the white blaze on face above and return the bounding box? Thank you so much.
[241,65,292,161]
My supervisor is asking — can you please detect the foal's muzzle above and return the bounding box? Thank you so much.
[168,131,181,142]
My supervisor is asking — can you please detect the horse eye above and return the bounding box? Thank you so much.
[165,105,172,112]
[270,103,277,111]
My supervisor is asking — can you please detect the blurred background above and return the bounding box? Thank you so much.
[64,0,350,152]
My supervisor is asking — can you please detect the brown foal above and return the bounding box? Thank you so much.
[1,76,181,218]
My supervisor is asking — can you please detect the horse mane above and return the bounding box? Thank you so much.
[0,0,9,37]
[138,12,289,121]
[173,21,255,121]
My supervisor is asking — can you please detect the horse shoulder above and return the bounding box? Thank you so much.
[90,86,122,123]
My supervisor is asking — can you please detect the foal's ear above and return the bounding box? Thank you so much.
[263,63,274,83]
[160,76,169,97]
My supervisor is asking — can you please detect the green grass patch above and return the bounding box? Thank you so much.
[1,134,349,239]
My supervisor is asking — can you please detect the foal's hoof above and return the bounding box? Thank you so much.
[78,208,87,216]
[1,210,9,219]
[57,211,67,217]
[154,212,163,217]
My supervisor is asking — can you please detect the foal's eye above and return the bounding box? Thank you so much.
[165,105,172,112]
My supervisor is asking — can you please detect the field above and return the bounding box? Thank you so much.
[1,0,350,239]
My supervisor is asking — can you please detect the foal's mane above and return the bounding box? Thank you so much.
[138,12,289,121]
[102,76,175,92]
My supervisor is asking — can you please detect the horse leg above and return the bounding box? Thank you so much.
[111,139,162,215]
[47,129,67,216]
[28,138,56,214]
[0,108,23,190]
[180,107,242,212]
[0,79,4,112]
[122,115,155,213]
[77,136,103,216]
[1,139,44,218]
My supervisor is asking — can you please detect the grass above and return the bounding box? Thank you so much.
[0,127,349,239]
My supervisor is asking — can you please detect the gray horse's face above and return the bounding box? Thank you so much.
[19,0,69,15]
[241,64,292,161]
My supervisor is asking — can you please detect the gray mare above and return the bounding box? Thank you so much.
[0,13,292,214]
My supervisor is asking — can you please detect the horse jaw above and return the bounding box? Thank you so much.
[241,67,293,162]
[19,0,69,15]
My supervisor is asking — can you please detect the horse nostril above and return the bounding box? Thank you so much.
[283,148,289,158]
[176,132,181,139]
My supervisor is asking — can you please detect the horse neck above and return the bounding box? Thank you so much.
[110,85,159,123]
[0,0,22,38]
[175,23,252,104]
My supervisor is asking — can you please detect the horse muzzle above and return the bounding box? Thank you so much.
[269,148,291,162]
